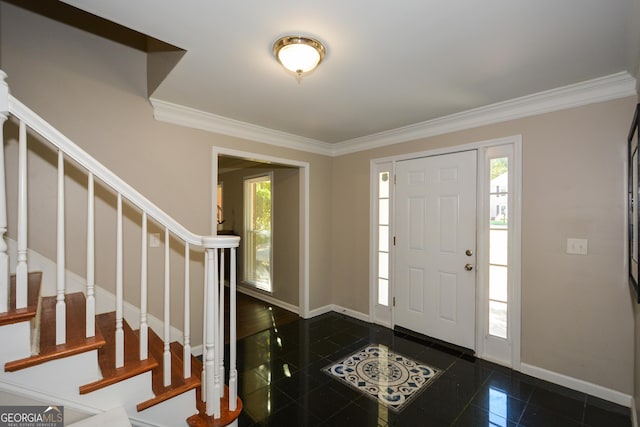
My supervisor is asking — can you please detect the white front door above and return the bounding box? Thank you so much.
[394,150,477,350]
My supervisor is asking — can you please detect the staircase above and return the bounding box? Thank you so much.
[0,71,243,426]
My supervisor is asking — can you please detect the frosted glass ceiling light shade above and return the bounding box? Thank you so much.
[273,36,326,79]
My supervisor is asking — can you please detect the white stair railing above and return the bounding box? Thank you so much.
[228,246,238,410]
[204,245,220,417]
[218,250,225,404]
[163,227,171,387]
[86,173,95,338]
[115,194,124,368]
[0,71,8,314]
[0,71,241,421]
[56,150,66,345]
[183,242,191,379]
[139,212,149,360]
[16,119,28,310]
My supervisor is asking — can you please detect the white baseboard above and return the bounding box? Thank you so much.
[307,304,333,318]
[236,285,299,314]
[330,304,370,322]
[307,304,370,323]
[520,363,632,407]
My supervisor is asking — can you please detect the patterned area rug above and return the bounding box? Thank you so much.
[324,344,441,412]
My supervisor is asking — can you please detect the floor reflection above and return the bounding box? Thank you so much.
[489,387,508,426]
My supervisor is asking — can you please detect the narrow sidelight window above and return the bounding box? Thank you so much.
[488,157,508,339]
[378,171,390,306]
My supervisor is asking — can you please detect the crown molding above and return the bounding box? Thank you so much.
[332,72,637,156]
[151,72,637,158]
[150,98,334,156]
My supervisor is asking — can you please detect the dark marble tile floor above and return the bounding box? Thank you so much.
[225,312,631,427]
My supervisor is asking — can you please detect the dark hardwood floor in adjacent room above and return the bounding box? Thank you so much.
[225,290,299,342]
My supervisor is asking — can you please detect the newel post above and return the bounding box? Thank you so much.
[0,71,9,313]
[203,237,220,418]
[202,234,241,418]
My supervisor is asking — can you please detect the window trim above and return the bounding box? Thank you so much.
[477,141,522,368]
[369,161,393,327]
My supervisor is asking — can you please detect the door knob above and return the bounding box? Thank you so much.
[465,249,473,256]
[464,264,473,271]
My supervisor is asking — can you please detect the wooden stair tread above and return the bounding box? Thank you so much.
[187,385,243,427]
[136,329,202,411]
[0,272,42,326]
[79,312,157,394]
[5,291,106,372]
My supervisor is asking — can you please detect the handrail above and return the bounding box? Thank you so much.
[7,94,218,247]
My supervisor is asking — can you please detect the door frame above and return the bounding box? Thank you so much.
[369,135,522,368]
[212,147,311,318]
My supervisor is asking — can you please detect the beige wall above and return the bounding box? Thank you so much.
[331,98,636,394]
[0,3,333,346]
[219,163,300,306]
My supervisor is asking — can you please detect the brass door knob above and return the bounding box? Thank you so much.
[464,264,473,271]
[465,249,473,256]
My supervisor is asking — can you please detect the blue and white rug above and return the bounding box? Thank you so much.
[324,344,440,411]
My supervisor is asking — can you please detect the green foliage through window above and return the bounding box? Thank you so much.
[253,181,271,230]
[490,158,508,180]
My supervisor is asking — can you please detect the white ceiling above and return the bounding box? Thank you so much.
[60,0,639,146]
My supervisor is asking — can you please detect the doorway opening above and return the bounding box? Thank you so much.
[212,148,310,318]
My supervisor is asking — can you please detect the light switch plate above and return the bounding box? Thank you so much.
[566,238,588,255]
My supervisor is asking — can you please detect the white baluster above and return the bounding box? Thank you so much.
[86,173,95,338]
[229,246,238,410]
[183,242,191,378]
[139,212,148,360]
[205,246,220,417]
[218,248,225,399]
[0,71,8,314]
[16,120,28,310]
[212,248,221,415]
[55,150,66,345]
[201,251,208,403]
[163,227,171,387]
[115,194,124,368]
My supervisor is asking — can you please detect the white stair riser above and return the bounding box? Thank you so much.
[0,321,31,362]
[1,351,101,396]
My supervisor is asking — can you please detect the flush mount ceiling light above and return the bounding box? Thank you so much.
[273,36,326,80]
